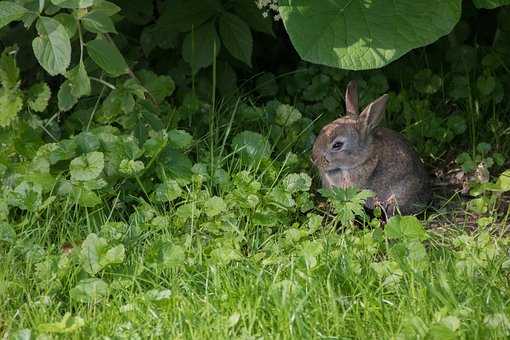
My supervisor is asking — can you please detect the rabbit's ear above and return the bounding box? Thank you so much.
[345,80,359,116]
[358,94,388,138]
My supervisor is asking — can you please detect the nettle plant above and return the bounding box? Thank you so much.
[0,0,132,114]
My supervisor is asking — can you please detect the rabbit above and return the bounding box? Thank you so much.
[312,80,430,216]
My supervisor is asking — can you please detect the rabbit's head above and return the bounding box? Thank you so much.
[312,80,389,172]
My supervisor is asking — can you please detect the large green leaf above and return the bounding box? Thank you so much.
[473,0,510,8]
[86,37,128,77]
[32,17,71,75]
[219,12,253,67]
[0,2,28,29]
[182,20,220,72]
[279,0,462,70]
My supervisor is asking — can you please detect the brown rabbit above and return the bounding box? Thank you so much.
[312,80,430,216]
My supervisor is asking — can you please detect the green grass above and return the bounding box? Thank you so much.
[1,195,510,339]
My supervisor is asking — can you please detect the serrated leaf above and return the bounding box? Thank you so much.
[82,10,117,34]
[168,129,193,150]
[137,70,175,103]
[0,2,28,29]
[86,37,128,77]
[70,278,108,303]
[182,20,220,73]
[67,61,91,98]
[32,16,71,76]
[218,12,252,67]
[0,47,20,88]
[27,82,51,112]
[0,89,23,127]
[279,0,462,70]
[70,151,104,181]
[283,173,312,193]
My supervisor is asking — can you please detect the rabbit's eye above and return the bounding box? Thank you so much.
[332,141,344,150]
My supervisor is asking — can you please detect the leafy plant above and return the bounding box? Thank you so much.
[318,187,374,227]
[278,0,510,70]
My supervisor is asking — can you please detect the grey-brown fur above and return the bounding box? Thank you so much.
[312,81,430,216]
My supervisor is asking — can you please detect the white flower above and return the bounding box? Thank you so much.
[255,0,280,21]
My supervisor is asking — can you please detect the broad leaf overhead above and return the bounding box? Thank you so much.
[279,0,462,70]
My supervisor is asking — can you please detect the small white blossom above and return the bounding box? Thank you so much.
[255,0,280,21]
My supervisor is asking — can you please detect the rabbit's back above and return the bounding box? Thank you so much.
[366,127,430,214]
